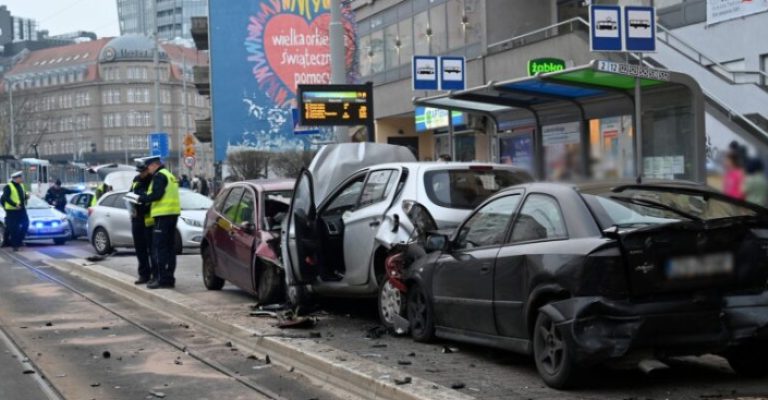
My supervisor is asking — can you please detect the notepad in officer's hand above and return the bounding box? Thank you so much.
[124,192,141,204]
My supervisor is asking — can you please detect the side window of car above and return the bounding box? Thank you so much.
[510,194,567,243]
[324,174,366,215]
[359,170,396,208]
[233,190,256,225]
[100,194,119,208]
[455,195,521,250]
[222,187,245,222]
[213,188,230,213]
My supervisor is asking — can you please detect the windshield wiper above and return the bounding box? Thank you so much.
[609,195,703,222]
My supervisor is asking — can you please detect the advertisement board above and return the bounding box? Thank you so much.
[707,0,768,25]
[414,107,465,132]
[208,0,358,161]
[499,134,533,173]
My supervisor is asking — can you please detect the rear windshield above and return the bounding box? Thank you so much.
[583,188,760,229]
[180,191,213,210]
[424,168,529,209]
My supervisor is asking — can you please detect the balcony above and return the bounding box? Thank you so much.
[191,17,208,50]
[193,65,209,96]
[195,117,211,143]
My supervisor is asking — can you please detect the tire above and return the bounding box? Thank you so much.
[92,228,112,255]
[69,222,77,240]
[286,284,311,309]
[54,238,67,245]
[0,224,5,247]
[407,284,435,342]
[175,231,183,255]
[725,341,768,378]
[379,280,406,330]
[532,311,580,389]
[256,262,285,305]
[202,247,225,290]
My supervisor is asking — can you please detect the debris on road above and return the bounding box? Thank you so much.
[441,346,459,354]
[397,360,412,366]
[394,376,412,385]
[149,390,166,398]
[451,382,466,390]
[102,351,111,359]
[90,382,101,387]
[365,326,387,339]
[45,322,53,327]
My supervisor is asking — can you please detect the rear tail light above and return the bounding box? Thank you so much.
[469,165,493,171]
[385,252,407,292]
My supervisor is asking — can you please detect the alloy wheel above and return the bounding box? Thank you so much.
[535,316,565,375]
[408,288,428,335]
[94,230,108,253]
[379,281,402,326]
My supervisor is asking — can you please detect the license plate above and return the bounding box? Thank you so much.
[665,252,734,279]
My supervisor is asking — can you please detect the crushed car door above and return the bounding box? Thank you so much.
[341,168,401,286]
[431,194,521,336]
[283,170,317,285]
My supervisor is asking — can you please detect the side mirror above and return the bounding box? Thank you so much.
[240,221,256,233]
[424,233,448,253]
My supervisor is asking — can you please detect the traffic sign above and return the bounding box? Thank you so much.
[183,133,196,157]
[624,6,656,52]
[440,56,466,91]
[184,156,196,169]
[148,132,169,158]
[412,56,439,90]
[590,5,622,52]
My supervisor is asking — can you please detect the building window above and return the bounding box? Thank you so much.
[370,30,384,74]
[162,89,172,104]
[414,11,430,55]
[163,113,172,128]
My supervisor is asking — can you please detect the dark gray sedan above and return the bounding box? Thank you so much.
[390,181,768,389]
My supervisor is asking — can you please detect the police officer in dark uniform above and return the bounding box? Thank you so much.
[130,163,156,285]
[135,156,181,289]
[1,171,29,251]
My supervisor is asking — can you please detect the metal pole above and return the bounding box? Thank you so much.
[448,111,455,161]
[330,0,347,143]
[181,52,188,173]
[635,53,643,181]
[153,0,162,134]
[9,80,15,157]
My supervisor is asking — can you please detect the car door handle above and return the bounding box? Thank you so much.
[480,264,491,274]
[106,213,111,217]
[369,220,380,227]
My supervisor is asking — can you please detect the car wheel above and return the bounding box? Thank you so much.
[54,238,67,245]
[533,311,580,389]
[379,280,406,330]
[175,231,183,255]
[69,222,77,240]
[202,247,225,290]
[0,224,5,247]
[725,341,768,378]
[257,262,285,305]
[407,284,434,342]
[92,228,112,255]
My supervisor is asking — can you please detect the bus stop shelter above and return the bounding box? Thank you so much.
[414,60,706,182]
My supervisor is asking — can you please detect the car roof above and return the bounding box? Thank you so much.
[361,162,531,173]
[236,179,295,191]
[498,179,711,195]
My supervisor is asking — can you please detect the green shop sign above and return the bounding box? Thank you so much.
[527,58,567,76]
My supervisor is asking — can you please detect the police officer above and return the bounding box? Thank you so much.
[130,163,156,285]
[135,156,180,289]
[90,182,111,207]
[1,171,29,251]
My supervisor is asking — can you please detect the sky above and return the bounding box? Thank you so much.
[1,0,120,38]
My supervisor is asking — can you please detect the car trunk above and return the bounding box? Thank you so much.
[617,219,768,298]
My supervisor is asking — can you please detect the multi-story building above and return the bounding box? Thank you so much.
[0,5,40,46]
[2,35,211,173]
[354,0,767,178]
[117,0,208,42]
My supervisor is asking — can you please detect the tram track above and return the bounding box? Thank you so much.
[1,249,288,400]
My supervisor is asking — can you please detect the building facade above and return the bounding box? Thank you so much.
[0,6,40,47]
[117,0,208,42]
[2,35,212,175]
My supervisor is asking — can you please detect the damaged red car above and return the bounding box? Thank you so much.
[201,180,293,304]
[391,180,768,389]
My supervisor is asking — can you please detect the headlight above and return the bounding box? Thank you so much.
[180,217,203,228]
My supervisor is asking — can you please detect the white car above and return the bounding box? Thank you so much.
[88,189,212,255]
[282,143,533,309]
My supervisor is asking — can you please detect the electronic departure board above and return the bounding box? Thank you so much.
[297,83,374,127]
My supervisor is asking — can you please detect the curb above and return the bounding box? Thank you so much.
[44,258,475,400]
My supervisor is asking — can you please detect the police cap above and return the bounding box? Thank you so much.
[10,171,23,179]
[134,156,161,171]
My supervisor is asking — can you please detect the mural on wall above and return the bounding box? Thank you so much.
[209,0,358,161]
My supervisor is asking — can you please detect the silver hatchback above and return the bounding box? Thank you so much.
[88,189,212,255]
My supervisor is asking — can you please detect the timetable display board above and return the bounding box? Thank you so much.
[297,84,374,127]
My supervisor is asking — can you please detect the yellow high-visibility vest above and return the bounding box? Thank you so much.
[131,181,154,227]
[148,169,180,217]
[3,182,23,211]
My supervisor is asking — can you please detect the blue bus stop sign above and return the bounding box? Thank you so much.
[149,132,169,158]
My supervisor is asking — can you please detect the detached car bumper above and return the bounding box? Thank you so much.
[540,292,768,364]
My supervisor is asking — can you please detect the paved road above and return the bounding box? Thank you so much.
[20,240,768,400]
[0,243,343,400]
[0,323,59,400]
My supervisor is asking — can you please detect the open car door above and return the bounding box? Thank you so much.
[282,169,316,287]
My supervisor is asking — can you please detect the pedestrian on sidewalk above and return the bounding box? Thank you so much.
[135,156,181,289]
[1,171,29,251]
[130,163,156,285]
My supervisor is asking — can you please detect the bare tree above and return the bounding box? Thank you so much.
[227,150,271,180]
[270,150,317,179]
[0,92,37,156]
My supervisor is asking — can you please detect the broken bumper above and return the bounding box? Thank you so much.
[539,292,768,364]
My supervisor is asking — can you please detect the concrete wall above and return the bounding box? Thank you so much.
[375,117,434,160]
[484,0,554,46]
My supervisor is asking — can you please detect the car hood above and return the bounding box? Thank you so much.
[308,143,416,205]
[180,209,206,221]
[27,207,64,220]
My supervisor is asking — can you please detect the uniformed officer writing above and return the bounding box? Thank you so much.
[1,171,30,251]
[130,162,156,285]
[135,156,181,289]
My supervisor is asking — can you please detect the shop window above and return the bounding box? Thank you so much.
[543,122,583,181]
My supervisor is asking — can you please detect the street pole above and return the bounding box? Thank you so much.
[8,79,15,157]
[152,0,162,136]
[635,53,643,182]
[181,51,189,174]
[330,0,347,143]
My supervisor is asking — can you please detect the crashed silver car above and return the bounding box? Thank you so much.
[281,143,532,307]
